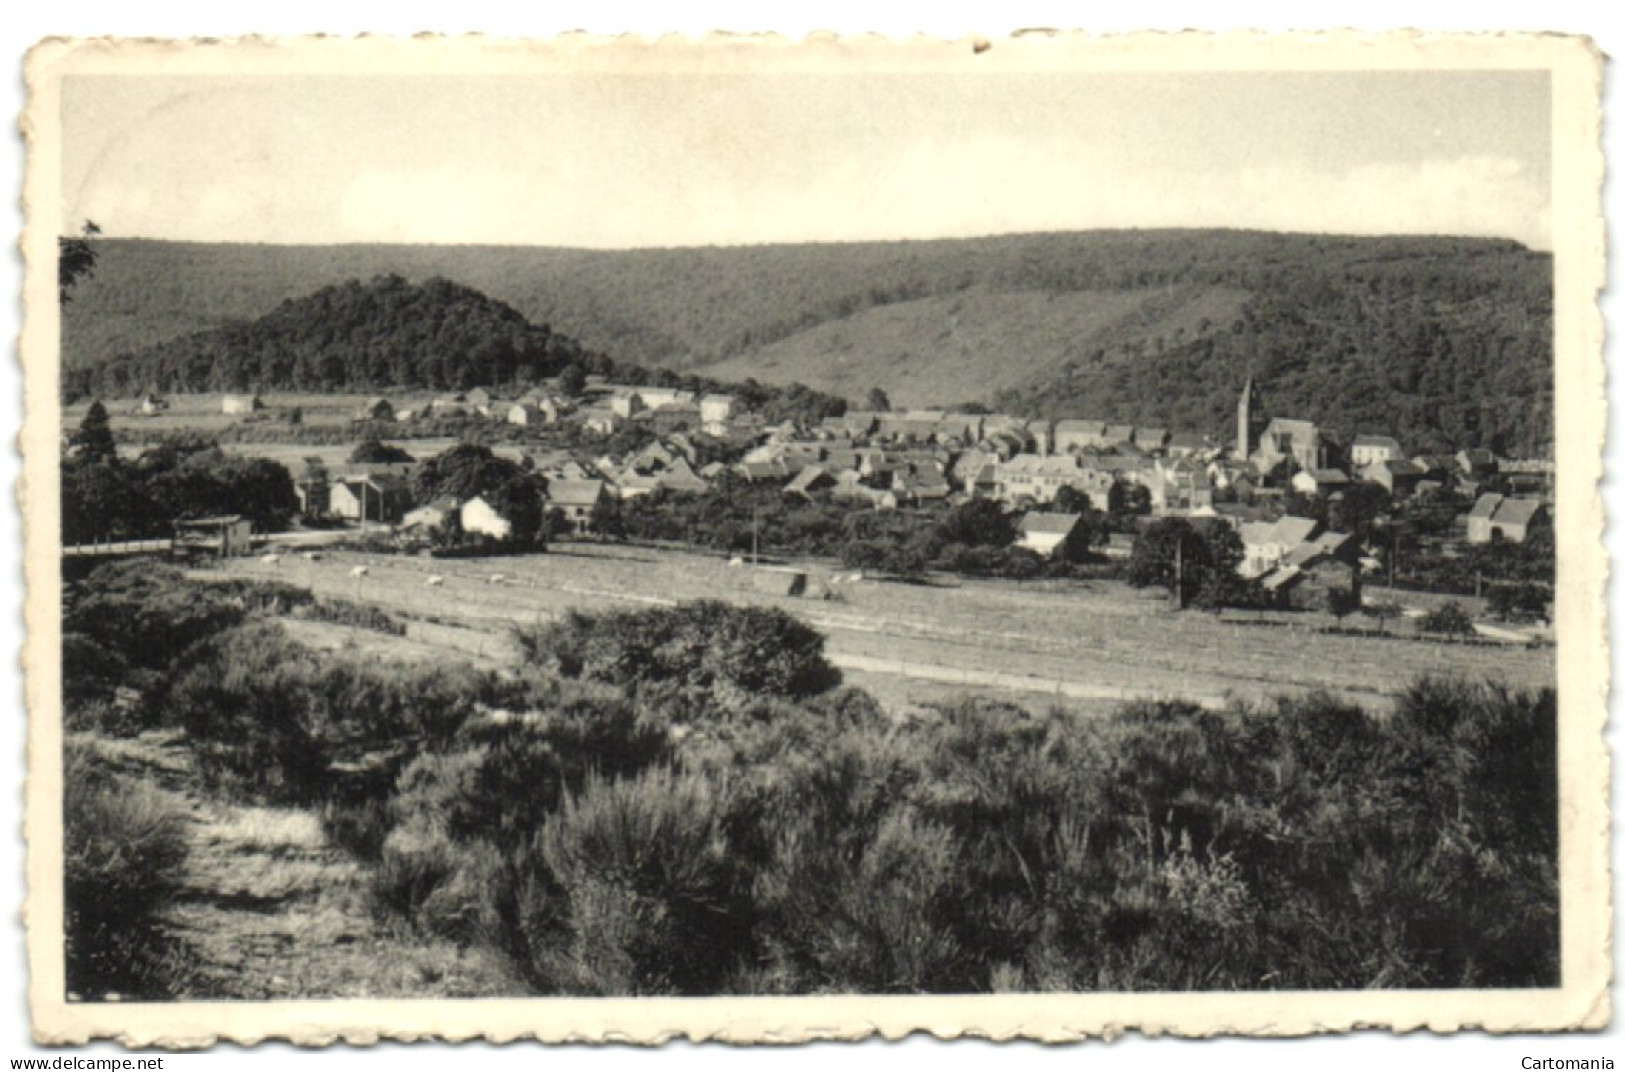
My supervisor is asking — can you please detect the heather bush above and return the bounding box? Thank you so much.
[516,601,841,713]
[63,745,192,999]
[518,768,749,995]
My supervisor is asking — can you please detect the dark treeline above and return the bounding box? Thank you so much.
[65,564,1557,998]
[64,233,1550,455]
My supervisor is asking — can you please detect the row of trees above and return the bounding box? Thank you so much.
[62,404,299,544]
[608,473,1113,580]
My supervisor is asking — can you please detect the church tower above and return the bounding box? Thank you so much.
[1236,375,1264,461]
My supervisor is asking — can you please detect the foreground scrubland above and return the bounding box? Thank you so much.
[64,561,1558,998]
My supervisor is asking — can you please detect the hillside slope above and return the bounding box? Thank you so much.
[62,231,1553,454]
[707,284,1251,409]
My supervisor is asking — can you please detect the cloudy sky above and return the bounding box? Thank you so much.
[59,68,1552,250]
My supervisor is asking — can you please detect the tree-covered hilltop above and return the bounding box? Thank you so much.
[67,274,587,397]
[63,231,1552,454]
[62,273,848,425]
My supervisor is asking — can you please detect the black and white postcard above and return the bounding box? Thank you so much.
[20,31,1608,1044]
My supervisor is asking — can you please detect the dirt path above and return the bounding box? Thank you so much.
[77,731,525,999]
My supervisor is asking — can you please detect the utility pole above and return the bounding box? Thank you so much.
[1173,534,1185,610]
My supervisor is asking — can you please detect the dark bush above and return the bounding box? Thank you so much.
[1418,601,1475,635]
[516,601,841,713]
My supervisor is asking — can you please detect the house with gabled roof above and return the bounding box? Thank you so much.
[1362,458,1425,497]
[1350,434,1404,468]
[1016,512,1084,558]
[330,472,412,524]
[1239,515,1322,577]
[1457,448,1500,478]
[1053,420,1109,453]
[785,466,836,498]
[655,457,709,495]
[1165,432,1211,459]
[1466,494,1548,544]
[549,479,609,534]
[1133,427,1169,453]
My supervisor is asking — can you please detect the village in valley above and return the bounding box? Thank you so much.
[70,365,1555,636]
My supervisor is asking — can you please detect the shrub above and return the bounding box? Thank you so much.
[519,768,748,995]
[64,562,247,674]
[1418,601,1475,635]
[63,746,191,999]
[293,597,407,636]
[1487,583,1550,622]
[516,601,840,714]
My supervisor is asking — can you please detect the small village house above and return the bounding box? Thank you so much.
[507,402,551,427]
[1362,459,1426,498]
[1253,418,1338,473]
[1350,434,1404,468]
[1457,448,1500,479]
[1238,515,1322,577]
[460,495,514,540]
[785,466,837,498]
[1466,494,1548,544]
[330,473,413,524]
[548,479,609,535]
[700,393,736,433]
[1016,512,1084,558]
[1052,420,1109,453]
[1290,468,1352,497]
[402,497,459,532]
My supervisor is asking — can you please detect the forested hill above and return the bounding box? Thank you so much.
[65,274,594,398]
[63,231,1552,455]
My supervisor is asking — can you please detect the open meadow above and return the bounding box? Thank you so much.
[215,541,1555,717]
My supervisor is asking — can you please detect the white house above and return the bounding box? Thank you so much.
[1349,434,1404,468]
[1016,512,1084,558]
[460,496,513,540]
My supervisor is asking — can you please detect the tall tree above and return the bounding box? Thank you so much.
[58,220,101,305]
[70,400,117,462]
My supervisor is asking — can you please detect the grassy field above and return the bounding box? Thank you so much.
[216,541,1555,717]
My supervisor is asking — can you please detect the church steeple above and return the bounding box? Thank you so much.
[1236,375,1264,461]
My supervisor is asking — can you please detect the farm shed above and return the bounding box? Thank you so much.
[174,515,254,557]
